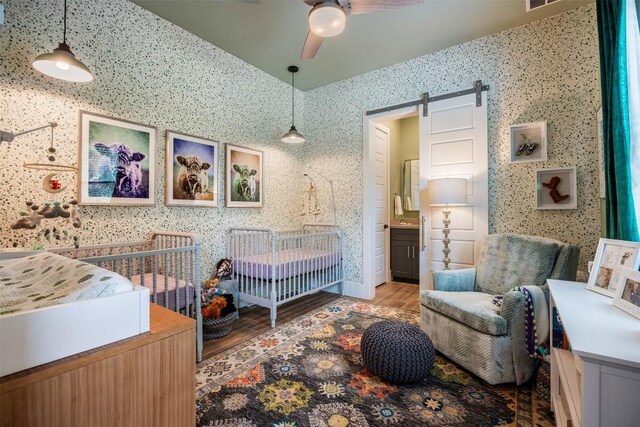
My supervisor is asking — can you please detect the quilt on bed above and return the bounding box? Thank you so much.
[233,248,340,280]
[0,252,134,316]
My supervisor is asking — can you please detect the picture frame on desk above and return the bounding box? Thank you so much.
[613,269,640,320]
[586,238,640,297]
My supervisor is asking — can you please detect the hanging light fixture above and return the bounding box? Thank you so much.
[281,65,305,144]
[308,1,347,38]
[32,0,93,83]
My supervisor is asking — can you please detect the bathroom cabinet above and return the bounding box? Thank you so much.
[390,227,419,281]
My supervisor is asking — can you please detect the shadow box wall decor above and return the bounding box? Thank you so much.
[78,111,157,206]
[225,144,263,208]
[586,238,640,298]
[165,130,219,207]
[535,167,577,209]
[613,268,640,320]
[510,121,548,163]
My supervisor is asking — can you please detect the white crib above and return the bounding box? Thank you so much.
[50,231,203,361]
[228,224,344,327]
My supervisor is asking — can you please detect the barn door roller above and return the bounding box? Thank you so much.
[365,80,490,117]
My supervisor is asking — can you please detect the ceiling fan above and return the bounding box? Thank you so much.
[301,0,423,59]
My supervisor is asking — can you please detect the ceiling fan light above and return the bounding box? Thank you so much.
[32,42,93,83]
[309,3,346,38]
[281,126,306,144]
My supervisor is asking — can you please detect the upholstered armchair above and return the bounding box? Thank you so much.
[420,233,579,385]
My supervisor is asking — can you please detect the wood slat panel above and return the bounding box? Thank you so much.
[1,304,195,427]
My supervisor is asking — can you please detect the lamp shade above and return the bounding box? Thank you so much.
[309,2,347,37]
[32,42,93,83]
[429,177,468,206]
[281,125,306,144]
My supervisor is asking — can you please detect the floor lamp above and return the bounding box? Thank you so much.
[428,177,468,270]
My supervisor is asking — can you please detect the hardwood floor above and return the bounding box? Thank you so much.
[202,281,420,360]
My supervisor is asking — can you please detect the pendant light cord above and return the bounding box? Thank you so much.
[63,0,67,44]
[291,71,295,127]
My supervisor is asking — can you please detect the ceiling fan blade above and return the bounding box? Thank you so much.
[303,0,318,6]
[345,0,422,15]
[301,30,324,60]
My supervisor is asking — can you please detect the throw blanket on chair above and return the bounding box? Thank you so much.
[493,286,549,358]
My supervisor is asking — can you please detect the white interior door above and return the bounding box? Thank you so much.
[418,92,488,289]
[373,124,390,286]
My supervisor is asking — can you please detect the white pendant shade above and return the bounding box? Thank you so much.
[32,43,93,83]
[309,2,346,37]
[429,177,468,206]
[281,126,306,144]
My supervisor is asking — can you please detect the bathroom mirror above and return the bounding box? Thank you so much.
[402,159,420,211]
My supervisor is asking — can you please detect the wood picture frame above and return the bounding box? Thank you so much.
[510,121,547,163]
[613,268,640,320]
[535,167,577,209]
[225,144,263,208]
[587,238,640,297]
[165,130,219,207]
[78,111,157,206]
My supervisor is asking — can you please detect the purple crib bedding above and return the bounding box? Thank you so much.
[130,273,195,311]
[234,248,340,280]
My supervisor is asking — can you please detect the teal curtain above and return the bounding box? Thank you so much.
[597,0,640,241]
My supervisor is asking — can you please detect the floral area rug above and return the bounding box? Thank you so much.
[196,297,553,427]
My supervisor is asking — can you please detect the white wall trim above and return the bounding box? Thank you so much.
[342,280,370,299]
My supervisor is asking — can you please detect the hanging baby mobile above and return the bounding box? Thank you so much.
[300,173,321,221]
[2,121,81,249]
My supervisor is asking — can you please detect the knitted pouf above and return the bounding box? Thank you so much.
[360,320,435,384]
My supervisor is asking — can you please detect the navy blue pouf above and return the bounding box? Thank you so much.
[360,320,435,384]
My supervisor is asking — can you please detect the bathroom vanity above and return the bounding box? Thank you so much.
[390,224,419,281]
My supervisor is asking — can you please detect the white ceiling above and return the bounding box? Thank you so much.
[131,0,594,91]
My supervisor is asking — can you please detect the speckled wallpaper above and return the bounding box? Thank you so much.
[303,4,601,286]
[0,0,306,278]
[1,1,601,290]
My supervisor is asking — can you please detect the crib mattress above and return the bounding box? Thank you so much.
[130,273,195,311]
[0,252,134,316]
[234,248,340,280]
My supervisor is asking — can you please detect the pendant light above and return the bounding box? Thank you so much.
[281,65,305,144]
[32,0,94,83]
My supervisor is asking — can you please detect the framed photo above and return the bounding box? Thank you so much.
[613,269,640,319]
[535,167,577,209]
[510,121,547,163]
[587,238,640,297]
[165,130,219,207]
[225,144,263,208]
[79,111,156,206]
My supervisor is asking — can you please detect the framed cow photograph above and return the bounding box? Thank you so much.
[225,144,263,208]
[165,130,219,207]
[78,111,156,206]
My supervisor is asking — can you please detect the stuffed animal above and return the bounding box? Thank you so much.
[215,258,233,280]
[204,277,220,289]
[202,296,227,319]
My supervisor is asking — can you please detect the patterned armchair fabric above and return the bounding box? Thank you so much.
[420,233,579,385]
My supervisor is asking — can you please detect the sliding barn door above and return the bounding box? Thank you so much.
[418,92,488,289]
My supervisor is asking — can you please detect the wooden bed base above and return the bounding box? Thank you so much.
[0,304,195,427]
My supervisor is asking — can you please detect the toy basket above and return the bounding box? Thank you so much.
[203,310,238,340]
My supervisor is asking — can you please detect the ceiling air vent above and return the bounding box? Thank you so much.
[526,0,561,12]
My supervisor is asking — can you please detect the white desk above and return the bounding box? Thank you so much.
[549,279,640,427]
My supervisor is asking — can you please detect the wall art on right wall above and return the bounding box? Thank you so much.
[510,121,548,163]
[535,167,577,209]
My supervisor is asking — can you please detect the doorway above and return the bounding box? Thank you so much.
[363,87,489,301]
[363,106,420,300]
